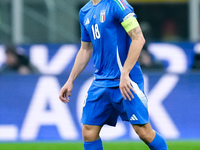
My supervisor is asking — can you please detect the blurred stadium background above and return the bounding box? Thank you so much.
[0,0,200,149]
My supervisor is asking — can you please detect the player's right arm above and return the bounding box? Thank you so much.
[59,41,93,103]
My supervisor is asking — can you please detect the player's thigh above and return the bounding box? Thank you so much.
[82,85,118,126]
[110,86,149,125]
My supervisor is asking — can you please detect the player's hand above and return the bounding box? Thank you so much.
[120,72,136,101]
[59,81,73,103]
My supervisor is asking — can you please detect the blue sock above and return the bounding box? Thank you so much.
[84,138,103,150]
[147,132,168,150]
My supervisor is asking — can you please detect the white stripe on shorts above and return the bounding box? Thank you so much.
[116,47,148,109]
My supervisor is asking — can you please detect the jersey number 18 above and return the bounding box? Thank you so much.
[92,24,101,40]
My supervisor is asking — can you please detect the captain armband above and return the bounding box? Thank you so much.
[121,17,139,33]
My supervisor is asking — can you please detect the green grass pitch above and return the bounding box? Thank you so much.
[0,141,200,150]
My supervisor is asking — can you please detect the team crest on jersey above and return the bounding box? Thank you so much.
[100,10,106,23]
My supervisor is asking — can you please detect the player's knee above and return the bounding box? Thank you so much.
[82,125,100,142]
[134,127,154,143]
[137,131,150,142]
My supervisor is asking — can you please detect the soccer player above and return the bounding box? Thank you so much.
[59,0,168,149]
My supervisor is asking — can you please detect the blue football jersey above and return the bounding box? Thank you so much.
[79,0,143,87]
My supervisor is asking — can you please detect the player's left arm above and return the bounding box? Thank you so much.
[120,17,145,101]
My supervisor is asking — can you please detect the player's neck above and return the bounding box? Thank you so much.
[92,0,101,5]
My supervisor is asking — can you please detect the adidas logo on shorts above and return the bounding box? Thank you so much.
[130,114,138,121]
